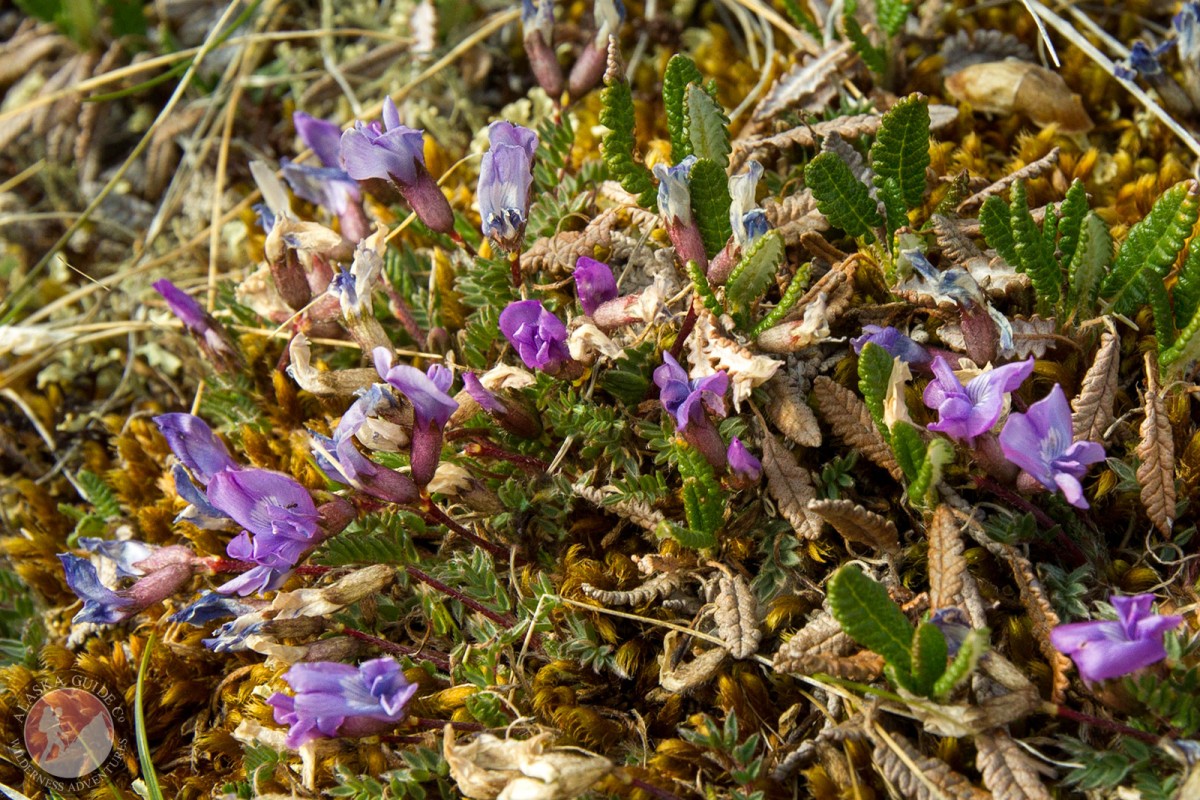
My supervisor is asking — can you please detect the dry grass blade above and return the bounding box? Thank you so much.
[761,433,822,539]
[1005,547,1071,703]
[976,731,1054,800]
[713,570,761,659]
[812,376,903,480]
[956,148,1060,213]
[807,498,901,554]
[773,649,884,680]
[927,505,967,610]
[870,728,990,800]
[1138,350,1176,537]
[765,374,822,447]
[1071,318,1119,442]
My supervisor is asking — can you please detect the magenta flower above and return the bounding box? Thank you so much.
[478,121,538,251]
[998,384,1106,508]
[654,156,707,269]
[153,280,239,371]
[59,543,203,625]
[654,352,729,469]
[499,300,573,375]
[310,386,418,504]
[1050,595,1183,682]
[851,325,931,367]
[727,437,762,483]
[154,413,238,485]
[922,356,1034,444]
[339,98,453,233]
[374,349,459,487]
[267,657,419,748]
[574,256,619,316]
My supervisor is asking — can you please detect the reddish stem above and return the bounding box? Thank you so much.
[341,627,451,671]
[1050,704,1159,744]
[627,776,689,800]
[464,441,549,473]
[405,565,514,628]
[668,303,698,363]
[421,497,518,563]
[450,230,478,258]
[973,476,1088,567]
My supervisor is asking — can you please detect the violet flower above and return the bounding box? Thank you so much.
[462,372,542,439]
[574,256,618,316]
[340,98,454,233]
[653,156,707,269]
[155,413,239,485]
[521,0,563,99]
[153,280,239,371]
[499,299,574,375]
[171,591,259,625]
[851,325,931,367]
[59,543,203,625]
[374,349,459,487]
[654,352,729,469]
[294,112,344,169]
[727,437,762,484]
[310,386,418,504]
[267,657,419,749]
[478,121,539,252]
[922,355,1034,445]
[1050,594,1183,682]
[998,384,1105,508]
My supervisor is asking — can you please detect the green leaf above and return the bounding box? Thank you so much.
[1102,180,1200,316]
[599,75,658,210]
[1175,237,1200,329]
[77,469,121,520]
[876,0,913,36]
[689,158,734,258]
[1056,179,1090,270]
[806,152,882,242]
[910,437,953,508]
[750,263,811,337]
[910,621,949,697]
[779,0,824,39]
[980,196,1018,267]
[1010,182,1061,309]
[663,55,704,162]
[727,230,785,320]
[843,12,886,74]
[877,176,906,250]
[1149,279,1175,348]
[827,565,914,675]
[655,519,717,550]
[677,442,726,540]
[870,95,930,210]
[857,342,894,439]
[684,83,731,170]
[1162,305,1200,369]
[1067,211,1112,318]
[688,259,724,318]
[890,420,925,484]
[932,627,989,701]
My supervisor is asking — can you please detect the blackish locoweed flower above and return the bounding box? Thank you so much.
[567,0,625,97]
[998,384,1105,509]
[59,543,205,625]
[727,437,762,484]
[922,355,1034,445]
[478,121,539,252]
[153,280,240,372]
[1050,594,1183,682]
[851,325,931,367]
[374,350,459,487]
[499,299,574,375]
[310,386,418,504]
[340,98,454,233]
[654,156,707,270]
[154,413,239,484]
[655,352,729,469]
[574,256,618,316]
[521,0,563,99]
[267,657,419,748]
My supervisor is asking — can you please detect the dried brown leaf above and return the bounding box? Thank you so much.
[524,207,625,277]
[763,190,828,244]
[1071,319,1120,442]
[807,498,901,554]
[976,731,1053,800]
[1005,547,1071,703]
[932,214,984,264]
[659,630,727,693]
[812,376,903,480]
[957,148,1061,213]
[774,649,885,681]
[764,374,822,447]
[713,571,761,659]
[1138,351,1176,536]
[928,505,968,611]
[761,433,822,539]
[747,43,855,126]
[870,729,990,800]
[580,572,686,607]
[774,611,855,669]
[573,484,665,532]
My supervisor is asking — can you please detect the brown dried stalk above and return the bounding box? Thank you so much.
[1071,318,1120,442]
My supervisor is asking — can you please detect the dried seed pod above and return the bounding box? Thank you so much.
[944,60,1093,134]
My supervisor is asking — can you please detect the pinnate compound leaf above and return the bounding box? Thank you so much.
[684,83,731,169]
[805,151,882,242]
[726,229,784,312]
[1005,546,1071,703]
[677,442,726,540]
[1010,182,1060,308]
[910,621,949,697]
[1175,236,1200,329]
[1067,211,1112,318]
[980,195,1018,266]
[871,731,987,800]
[857,341,894,438]
[843,11,886,74]
[870,94,930,209]
[764,373,821,447]
[827,565,913,675]
[655,519,716,550]
[911,437,953,509]
[1056,179,1089,269]
[927,504,966,611]
[890,420,925,484]
[663,55,703,161]
[807,498,900,554]
[600,74,658,210]
[1138,351,1176,537]
[689,157,734,258]
[714,571,761,659]
[1102,179,1200,315]
[761,433,822,539]
[876,0,913,36]
[878,176,907,248]
[932,627,989,701]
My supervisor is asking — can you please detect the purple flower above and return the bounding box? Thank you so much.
[922,356,1034,444]
[267,657,419,748]
[281,161,369,243]
[1050,594,1183,682]
[171,463,228,528]
[478,121,538,251]
[294,112,344,169]
[653,157,707,269]
[311,386,418,504]
[171,591,258,625]
[499,300,573,374]
[654,352,729,469]
[463,372,505,414]
[727,437,762,483]
[153,280,239,371]
[999,384,1106,508]
[574,256,618,316]
[339,98,453,233]
[521,0,563,98]
[59,544,203,625]
[59,554,137,624]
[154,413,238,484]
[851,325,931,367]
[374,349,459,487]
[461,371,542,439]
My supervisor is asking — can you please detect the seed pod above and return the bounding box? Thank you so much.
[944,60,1093,133]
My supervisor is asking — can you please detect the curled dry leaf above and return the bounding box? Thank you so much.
[773,610,856,668]
[747,42,855,127]
[288,334,379,397]
[573,483,666,531]
[756,293,832,353]
[763,190,828,244]
[1004,546,1071,704]
[764,373,822,448]
[1071,319,1120,442]
[580,571,686,607]
[658,630,728,693]
[976,730,1054,800]
[812,376,903,480]
[807,498,901,555]
[713,569,761,659]
[761,433,822,539]
[869,729,990,800]
[944,60,1093,133]
[689,313,782,410]
[773,649,885,681]
[1138,350,1176,537]
[927,505,967,611]
[443,725,613,800]
[956,147,1061,214]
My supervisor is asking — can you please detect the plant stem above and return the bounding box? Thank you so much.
[341,626,451,671]
[405,565,514,628]
[974,476,1088,567]
[1046,703,1159,744]
[464,440,549,472]
[421,497,516,562]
